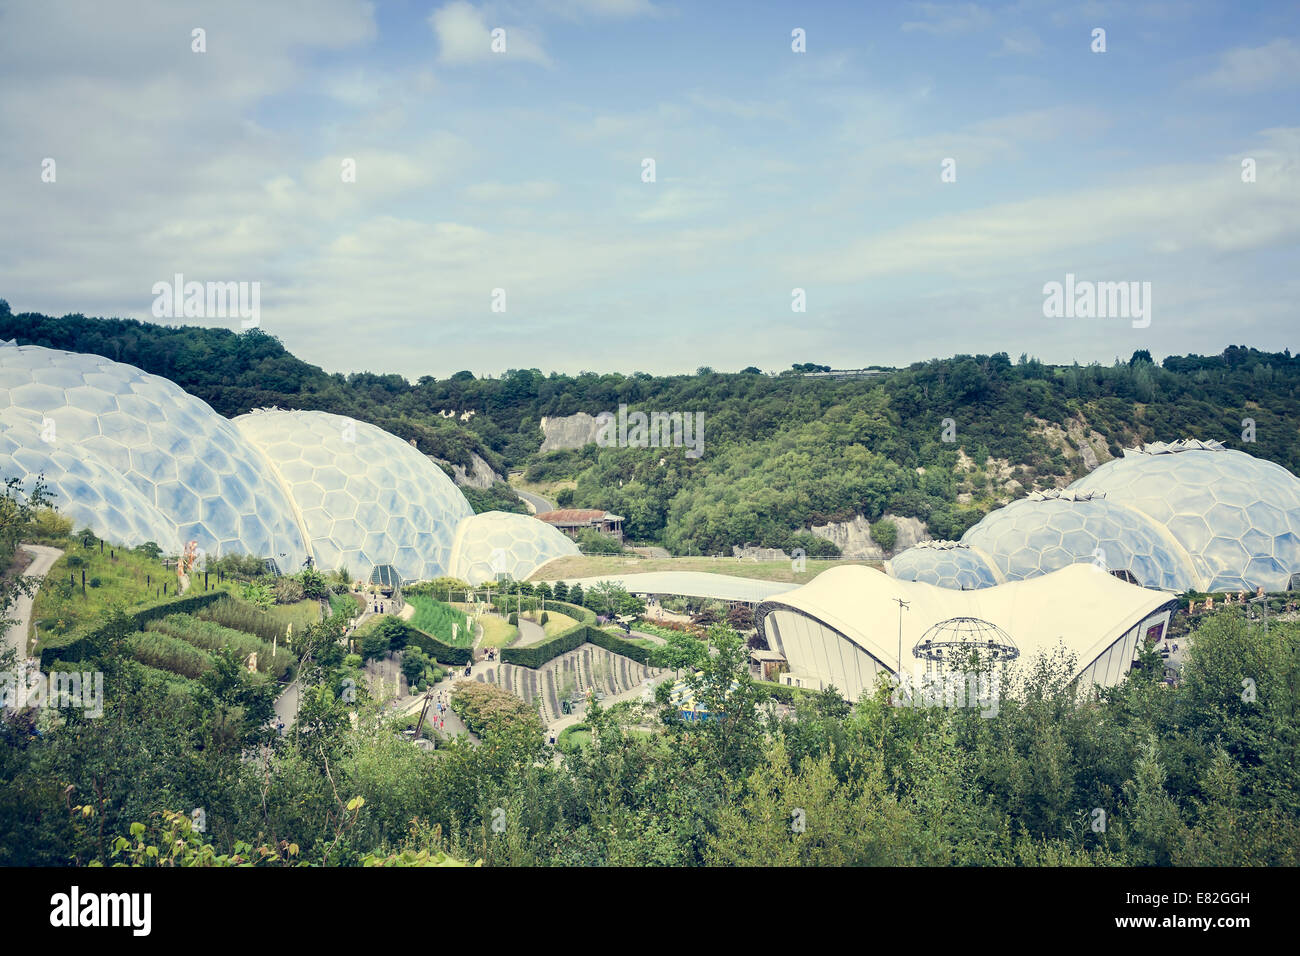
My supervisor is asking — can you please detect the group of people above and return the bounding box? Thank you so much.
[429,690,450,733]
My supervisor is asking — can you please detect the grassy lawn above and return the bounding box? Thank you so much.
[476,613,518,648]
[532,553,879,585]
[30,542,223,655]
[407,595,472,647]
[518,609,578,637]
[556,723,592,753]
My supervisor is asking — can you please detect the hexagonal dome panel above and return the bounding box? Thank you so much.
[0,344,310,564]
[1071,444,1300,592]
[233,408,475,581]
[888,541,1001,590]
[448,511,578,585]
[960,493,1194,591]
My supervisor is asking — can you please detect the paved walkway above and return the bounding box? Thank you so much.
[515,617,546,646]
[3,544,63,662]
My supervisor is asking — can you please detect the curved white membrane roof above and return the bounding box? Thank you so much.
[758,564,1176,702]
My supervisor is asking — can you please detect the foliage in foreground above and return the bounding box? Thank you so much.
[2,602,1298,866]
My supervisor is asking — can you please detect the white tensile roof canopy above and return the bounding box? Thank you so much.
[758,564,1177,695]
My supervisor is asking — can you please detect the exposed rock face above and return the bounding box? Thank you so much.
[1032,416,1113,477]
[540,413,603,452]
[733,546,789,561]
[433,452,500,489]
[809,514,929,559]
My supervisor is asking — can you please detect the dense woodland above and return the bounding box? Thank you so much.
[4,301,1299,554]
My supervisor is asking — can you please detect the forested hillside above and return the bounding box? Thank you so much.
[4,301,1298,554]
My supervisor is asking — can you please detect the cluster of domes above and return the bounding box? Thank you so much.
[889,441,1300,594]
[0,344,576,584]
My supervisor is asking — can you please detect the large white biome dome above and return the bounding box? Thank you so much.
[231,408,475,581]
[0,343,310,565]
[1068,441,1300,593]
[447,510,579,585]
[888,439,1300,594]
[0,344,576,584]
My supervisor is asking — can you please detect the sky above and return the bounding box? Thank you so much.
[1,0,1297,379]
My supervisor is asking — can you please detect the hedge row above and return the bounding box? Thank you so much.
[586,628,654,665]
[499,624,654,669]
[39,590,225,668]
[488,596,596,625]
[399,622,472,667]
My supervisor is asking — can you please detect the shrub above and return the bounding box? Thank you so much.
[575,527,623,554]
[401,646,429,685]
[298,567,330,600]
[508,611,518,626]
[127,631,214,679]
[274,576,305,605]
[870,518,898,553]
[540,611,549,625]
[361,633,390,662]
[88,577,101,588]
[31,507,73,540]
[241,581,274,611]
[199,595,289,643]
[146,614,293,680]
[451,681,543,740]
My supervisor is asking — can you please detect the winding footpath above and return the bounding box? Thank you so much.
[3,544,63,663]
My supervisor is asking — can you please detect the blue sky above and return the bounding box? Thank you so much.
[1,0,1297,378]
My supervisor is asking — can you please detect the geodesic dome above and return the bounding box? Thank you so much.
[0,344,310,564]
[960,490,1193,592]
[447,510,578,585]
[1068,442,1300,593]
[888,540,1001,590]
[232,408,474,582]
[913,616,1019,675]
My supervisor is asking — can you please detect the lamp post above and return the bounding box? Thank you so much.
[893,597,910,685]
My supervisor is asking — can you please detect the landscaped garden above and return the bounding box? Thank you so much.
[31,535,234,657]
[406,595,472,647]
[475,612,517,648]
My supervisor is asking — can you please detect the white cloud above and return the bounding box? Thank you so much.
[542,0,662,18]
[901,2,994,35]
[794,130,1300,283]
[1198,38,1300,93]
[464,181,561,202]
[429,1,550,66]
